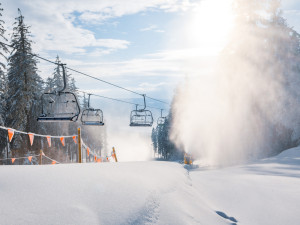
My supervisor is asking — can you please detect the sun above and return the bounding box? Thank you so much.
[186,0,234,56]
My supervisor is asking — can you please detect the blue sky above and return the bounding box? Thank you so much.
[1,0,300,111]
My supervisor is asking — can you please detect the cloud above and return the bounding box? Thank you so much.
[140,25,165,33]
[1,0,194,56]
[140,25,157,31]
[135,82,167,92]
[79,10,114,24]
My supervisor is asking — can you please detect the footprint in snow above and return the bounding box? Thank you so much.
[216,211,238,225]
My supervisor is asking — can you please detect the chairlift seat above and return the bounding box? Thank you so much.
[37,117,77,122]
[130,109,153,127]
[37,92,80,122]
[130,122,152,127]
[157,117,166,126]
[82,121,105,126]
[81,108,104,126]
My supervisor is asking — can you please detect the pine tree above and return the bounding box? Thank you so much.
[5,9,43,150]
[46,56,79,95]
[81,93,89,109]
[151,127,158,156]
[0,3,8,126]
[66,69,78,94]
[0,3,8,159]
[46,55,62,92]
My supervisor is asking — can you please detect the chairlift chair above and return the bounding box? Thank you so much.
[37,64,80,122]
[130,95,153,127]
[157,109,166,126]
[81,94,104,126]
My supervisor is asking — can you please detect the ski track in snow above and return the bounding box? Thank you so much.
[124,191,160,225]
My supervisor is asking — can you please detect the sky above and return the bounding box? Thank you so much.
[1,0,300,160]
[1,0,300,106]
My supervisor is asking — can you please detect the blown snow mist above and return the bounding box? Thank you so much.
[170,0,300,166]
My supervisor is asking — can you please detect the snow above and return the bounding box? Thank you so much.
[0,147,300,225]
[191,147,300,225]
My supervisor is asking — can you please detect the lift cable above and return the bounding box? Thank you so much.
[0,41,169,106]
[78,90,137,106]
[77,90,164,111]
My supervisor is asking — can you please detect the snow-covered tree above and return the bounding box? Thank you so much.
[5,9,43,149]
[81,93,89,109]
[0,3,8,125]
[153,111,182,160]
[0,3,8,159]
[151,127,158,155]
[45,56,78,94]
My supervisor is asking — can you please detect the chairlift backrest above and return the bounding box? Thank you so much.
[130,109,153,127]
[157,109,166,126]
[37,63,80,122]
[81,94,104,126]
[157,117,166,126]
[129,95,153,127]
[81,108,104,126]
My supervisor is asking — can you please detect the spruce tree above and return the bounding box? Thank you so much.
[5,9,43,150]
[82,93,89,109]
[0,3,8,159]
[0,3,8,125]
[151,127,158,156]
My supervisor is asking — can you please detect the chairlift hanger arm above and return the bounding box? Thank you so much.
[138,94,146,111]
[58,63,67,93]
[88,94,91,108]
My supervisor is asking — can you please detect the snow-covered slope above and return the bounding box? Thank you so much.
[0,162,227,225]
[191,147,300,225]
[0,147,299,225]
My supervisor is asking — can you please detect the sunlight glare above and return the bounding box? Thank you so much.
[186,0,234,55]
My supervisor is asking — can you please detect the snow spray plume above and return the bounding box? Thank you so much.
[170,0,300,166]
[98,101,152,161]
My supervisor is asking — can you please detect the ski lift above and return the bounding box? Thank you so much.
[37,64,80,122]
[157,109,166,126]
[81,94,104,126]
[130,94,153,127]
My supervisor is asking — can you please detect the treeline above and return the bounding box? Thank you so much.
[151,112,183,160]
[0,7,107,164]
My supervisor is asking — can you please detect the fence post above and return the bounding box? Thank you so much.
[112,147,118,162]
[78,127,82,163]
[39,150,43,165]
